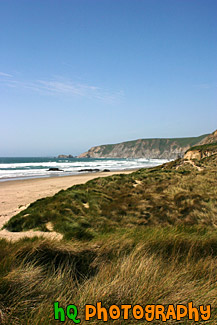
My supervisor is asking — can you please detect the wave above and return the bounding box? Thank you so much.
[0,158,169,180]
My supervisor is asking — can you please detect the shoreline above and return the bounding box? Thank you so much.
[0,168,138,183]
[0,169,137,241]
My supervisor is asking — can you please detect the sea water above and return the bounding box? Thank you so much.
[0,157,169,181]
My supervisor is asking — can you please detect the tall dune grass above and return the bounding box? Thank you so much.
[0,225,217,324]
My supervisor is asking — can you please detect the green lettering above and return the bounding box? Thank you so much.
[54,302,65,322]
[67,304,81,324]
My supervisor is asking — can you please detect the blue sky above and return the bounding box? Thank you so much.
[0,0,216,156]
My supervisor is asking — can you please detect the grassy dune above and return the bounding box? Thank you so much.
[1,148,217,323]
[4,154,217,240]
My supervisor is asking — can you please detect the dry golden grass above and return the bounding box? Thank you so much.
[1,225,217,324]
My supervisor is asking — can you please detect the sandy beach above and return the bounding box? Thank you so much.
[0,170,135,241]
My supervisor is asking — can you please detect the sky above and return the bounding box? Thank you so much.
[0,0,216,156]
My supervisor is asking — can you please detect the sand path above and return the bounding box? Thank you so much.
[0,170,134,241]
[183,160,203,171]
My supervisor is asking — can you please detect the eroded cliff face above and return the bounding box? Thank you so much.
[79,146,103,158]
[79,143,186,159]
[197,130,217,145]
[184,150,216,160]
[78,134,208,159]
[184,130,217,160]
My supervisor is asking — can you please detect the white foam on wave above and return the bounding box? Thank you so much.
[0,158,170,180]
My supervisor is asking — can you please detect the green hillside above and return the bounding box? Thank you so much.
[79,133,209,158]
[114,134,208,149]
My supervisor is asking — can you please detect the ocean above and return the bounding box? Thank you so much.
[0,157,169,181]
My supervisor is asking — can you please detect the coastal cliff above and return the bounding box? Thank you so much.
[184,130,217,160]
[196,129,217,145]
[184,143,217,160]
[78,134,208,159]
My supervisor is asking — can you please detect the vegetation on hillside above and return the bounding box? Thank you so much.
[185,142,217,153]
[81,133,208,157]
[1,144,217,324]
